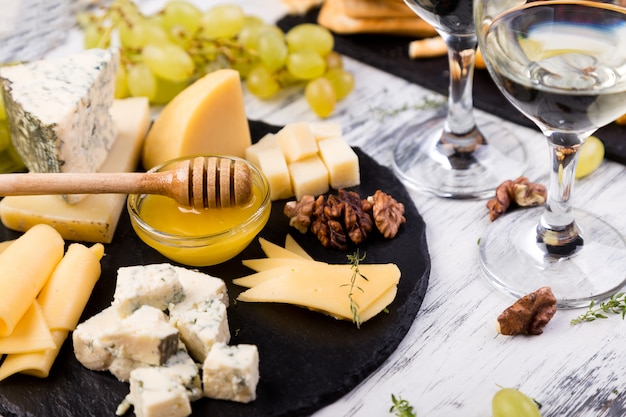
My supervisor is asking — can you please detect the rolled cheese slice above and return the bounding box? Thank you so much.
[0,301,55,354]
[0,224,64,337]
[0,329,69,381]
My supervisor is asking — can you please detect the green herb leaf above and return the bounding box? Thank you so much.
[571,292,626,325]
[345,249,367,328]
[390,394,417,417]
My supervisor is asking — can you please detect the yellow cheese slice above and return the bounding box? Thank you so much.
[37,243,104,331]
[236,263,401,321]
[0,329,68,381]
[0,301,54,354]
[0,97,150,243]
[284,234,313,260]
[360,285,397,323]
[258,237,307,260]
[142,69,251,170]
[242,257,326,272]
[0,224,65,337]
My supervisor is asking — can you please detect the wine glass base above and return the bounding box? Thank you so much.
[392,115,528,199]
[479,207,626,308]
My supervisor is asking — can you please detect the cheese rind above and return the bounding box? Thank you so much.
[0,48,118,199]
[0,97,150,243]
[142,69,251,170]
[202,342,259,403]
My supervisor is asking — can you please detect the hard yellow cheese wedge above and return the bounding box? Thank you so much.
[142,69,251,170]
[236,263,401,322]
[0,97,150,243]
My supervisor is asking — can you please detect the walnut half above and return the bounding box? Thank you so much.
[496,287,557,336]
[486,176,547,221]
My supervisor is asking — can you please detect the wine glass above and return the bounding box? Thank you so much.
[475,0,626,307]
[392,0,528,198]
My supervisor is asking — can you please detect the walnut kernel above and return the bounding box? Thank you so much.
[486,177,547,221]
[496,287,557,336]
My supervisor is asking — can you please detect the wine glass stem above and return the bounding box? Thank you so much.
[441,34,484,150]
[537,137,583,255]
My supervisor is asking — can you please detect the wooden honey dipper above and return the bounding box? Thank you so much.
[0,156,253,209]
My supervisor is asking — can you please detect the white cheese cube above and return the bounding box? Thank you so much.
[246,147,293,201]
[275,122,318,163]
[127,367,192,417]
[318,137,360,189]
[172,266,229,308]
[288,155,329,200]
[0,48,118,203]
[309,121,342,141]
[72,305,120,371]
[202,342,259,403]
[112,263,185,316]
[103,305,179,366]
[169,298,230,363]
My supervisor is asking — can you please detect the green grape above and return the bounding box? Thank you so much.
[285,23,334,55]
[83,24,110,49]
[237,18,266,51]
[257,30,288,72]
[0,95,6,120]
[576,135,605,179]
[324,68,354,101]
[305,77,336,118]
[141,43,195,82]
[119,20,169,49]
[286,50,326,80]
[492,388,542,417]
[115,64,130,99]
[246,65,280,99]
[325,51,344,70]
[201,5,245,39]
[126,63,157,100]
[168,24,194,47]
[161,1,202,34]
[152,77,188,105]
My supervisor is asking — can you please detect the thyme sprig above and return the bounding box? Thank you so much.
[571,292,626,325]
[390,394,417,417]
[370,96,445,121]
[343,249,368,328]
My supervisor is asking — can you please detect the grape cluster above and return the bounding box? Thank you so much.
[79,0,354,117]
[0,96,26,173]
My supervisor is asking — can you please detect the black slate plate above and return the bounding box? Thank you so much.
[277,9,626,165]
[0,120,430,417]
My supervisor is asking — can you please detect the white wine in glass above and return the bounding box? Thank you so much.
[477,0,626,307]
[392,0,528,199]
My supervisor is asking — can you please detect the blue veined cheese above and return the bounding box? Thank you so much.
[102,305,179,366]
[72,305,120,372]
[0,48,118,203]
[172,266,229,308]
[73,305,180,373]
[169,297,230,363]
[202,342,259,403]
[124,366,192,417]
[113,263,185,316]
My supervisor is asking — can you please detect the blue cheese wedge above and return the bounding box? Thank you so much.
[172,266,229,308]
[0,48,118,205]
[124,366,192,417]
[202,342,259,403]
[112,263,185,316]
[72,305,120,372]
[169,297,230,363]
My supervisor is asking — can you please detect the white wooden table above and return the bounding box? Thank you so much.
[52,1,626,416]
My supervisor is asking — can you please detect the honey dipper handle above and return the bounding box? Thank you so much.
[0,171,174,198]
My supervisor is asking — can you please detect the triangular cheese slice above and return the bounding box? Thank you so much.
[0,301,55,354]
[0,329,68,381]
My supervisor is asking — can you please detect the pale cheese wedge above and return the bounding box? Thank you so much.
[236,263,401,322]
[0,97,150,243]
[309,121,342,141]
[242,257,326,272]
[142,69,251,170]
[284,234,314,260]
[258,237,307,260]
[275,122,318,163]
[245,146,293,200]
